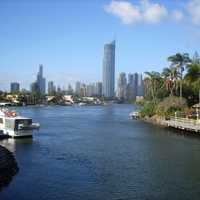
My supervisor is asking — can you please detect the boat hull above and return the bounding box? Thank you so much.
[2,129,33,138]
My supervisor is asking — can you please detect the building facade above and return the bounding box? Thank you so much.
[137,74,144,97]
[75,81,81,96]
[117,73,127,100]
[10,82,20,93]
[48,81,56,95]
[95,82,102,97]
[127,74,134,100]
[102,40,115,98]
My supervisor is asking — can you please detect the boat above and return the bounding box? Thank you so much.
[0,108,40,138]
[129,111,140,119]
[78,102,87,106]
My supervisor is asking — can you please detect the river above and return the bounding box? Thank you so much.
[0,104,200,200]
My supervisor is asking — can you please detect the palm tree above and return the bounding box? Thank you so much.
[168,53,191,99]
[162,66,180,96]
[144,71,163,103]
[185,63,200,82]
[185,63,200,103]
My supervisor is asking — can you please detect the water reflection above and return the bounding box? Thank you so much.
[0,138,33,153]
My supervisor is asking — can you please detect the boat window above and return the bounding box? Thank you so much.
[0,118,3,124]
[15,119,32,130]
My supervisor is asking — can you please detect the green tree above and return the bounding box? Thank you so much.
[168,53,191,99]
[184,63,200,104]
[144,71,163,103]
[162,66,180,96]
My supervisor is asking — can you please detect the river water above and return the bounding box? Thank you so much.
[0,104,200,200]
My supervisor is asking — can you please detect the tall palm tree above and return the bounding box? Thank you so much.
[185,63,200,103]
[168,53,191,99]
[162,66,179,96]
[185,63,200,82]
[144,71,162,103]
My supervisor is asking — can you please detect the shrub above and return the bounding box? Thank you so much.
[140,101,156,118]
[156,96,187,117]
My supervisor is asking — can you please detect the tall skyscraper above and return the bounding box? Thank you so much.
[75,81,81,95]
[133,73,139,97]
[10,82,20,93]
[137,74,144,97]
[48,81,55,95]
[95,82,102,97]
[117,73,127,100]
[37,64,46,95]
[86,83,95,97]
[30,82,38,94]
[102,40,115,98]
[80,84,87,97]
[127,74,135,100]
[67,84,73,95]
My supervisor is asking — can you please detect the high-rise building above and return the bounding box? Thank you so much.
[48,81,55,95]
[67,84,74,95]
[75,81,81,95]
[137,74,144,97]
[10,82,20,93]
[95,82,102,97]
[127,74,135,100]
[86,83,95,97]
[80,84,87,97]
[102,40,115,98]
[37,64,46,95]
[30,82,38,94]
[117,73,127,100]
[133,73,139,96]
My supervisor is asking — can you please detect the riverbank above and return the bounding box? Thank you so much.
[141,114,200,134]
[142,115,168,127]
[0,145,18,190]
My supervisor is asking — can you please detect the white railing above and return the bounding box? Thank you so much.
[170,117,200,125]
[167,116,200,132]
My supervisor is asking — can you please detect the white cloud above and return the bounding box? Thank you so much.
[187,0,200,26]
[141,0,168,24]
[171,10,184,22]
[104,0,169,25]
[104,1,141,25]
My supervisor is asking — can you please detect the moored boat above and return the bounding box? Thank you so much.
[0,108,40,138]
[129,111,140,119]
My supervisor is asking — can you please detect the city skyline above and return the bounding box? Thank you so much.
[1,0,200,90]
[7,62,144,100]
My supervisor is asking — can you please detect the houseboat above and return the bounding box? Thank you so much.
[0,108,40,138]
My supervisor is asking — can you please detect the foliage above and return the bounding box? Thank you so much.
[141,52,200,118]
[168,53,191,99]
[155,96,187,117]
[140,101,157,118]
[144,71,168,101]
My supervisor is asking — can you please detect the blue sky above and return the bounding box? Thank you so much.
[0,0,200,91]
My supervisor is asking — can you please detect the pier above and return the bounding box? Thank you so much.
[166,117,200,133]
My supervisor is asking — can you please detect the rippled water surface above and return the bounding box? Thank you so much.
[1,104,200,200]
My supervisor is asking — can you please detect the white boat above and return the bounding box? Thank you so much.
[0,108,40,138]
[129,111,140,119]
[78,102,87,106]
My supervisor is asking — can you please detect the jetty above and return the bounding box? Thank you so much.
[166,117,200,133]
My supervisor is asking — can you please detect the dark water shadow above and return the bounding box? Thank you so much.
[0,145,19,191]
